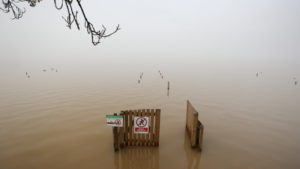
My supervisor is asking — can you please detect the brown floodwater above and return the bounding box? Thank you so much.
[0,56,299,169]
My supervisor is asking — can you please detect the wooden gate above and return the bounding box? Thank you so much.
[186,100,204,151]
[113,109,161,151]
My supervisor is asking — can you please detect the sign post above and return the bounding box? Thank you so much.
[134,116,149,134]
[106,115,123,127]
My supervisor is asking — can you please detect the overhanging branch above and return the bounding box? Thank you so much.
[1,0,120,45]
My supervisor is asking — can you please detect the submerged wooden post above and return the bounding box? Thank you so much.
[186,100,204,151]
[113,113,120,151]
[198,122,204,151]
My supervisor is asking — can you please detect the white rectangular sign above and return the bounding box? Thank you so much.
[134,116,149,134]
[106,115,123,127]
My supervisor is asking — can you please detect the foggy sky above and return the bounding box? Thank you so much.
[0,0,300,76]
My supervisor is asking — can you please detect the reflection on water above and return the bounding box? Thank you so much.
[184,132,201,169]
[114,147,159,169]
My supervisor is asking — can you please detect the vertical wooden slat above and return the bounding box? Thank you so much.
[113,127,118,151]
[128,110,133,146]
[132,110,137,146]
[139,109,143,146]
[199,123,204,151]
[113,113,119,151]
[146,109,150,146]
[134,110,140,146]
[155,109,161,146]
[122,111,126,144]
[137,109,142,146]
[119,112,125,148]
[192,112,198,147]
[139,109,142,146]
[150,109,155,146]
[132,110,136,146]
[141,109,146,146]
[124,111,128,146]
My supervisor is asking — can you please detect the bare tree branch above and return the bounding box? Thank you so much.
[1,0,120,45]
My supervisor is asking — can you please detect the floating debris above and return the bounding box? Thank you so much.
[295,81,298,85]
[25,72,28,75]
[138,79,140,84]
[42,69,47,72]
[256,72,259,77]
[27,75,30,78]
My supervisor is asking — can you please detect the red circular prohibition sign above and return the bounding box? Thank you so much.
[115,119,121,125]
[136,117,147,127]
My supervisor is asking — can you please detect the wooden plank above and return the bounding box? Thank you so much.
[192,112,198,147]
[119,112,125,148]
[123,111,127,146]
[124,110,129,146]
[133,110,137,146]
[155,109,161,146]
[146,109,151,146]
[128,110,133,146]
[113,113,119,151]
[141,109,146,146]
[113,127,118,151]
[132,110,136,146]
[150,109,155,146]
[122,111,126,145]
[186,100,204,150]
[138,109,142,146]
[198,122,204,151]
[186,100,190,132]
[186,100,190,135]
[137,109,141,146]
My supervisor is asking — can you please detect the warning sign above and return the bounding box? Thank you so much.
[134,116,149,134]
[106,115,123,127]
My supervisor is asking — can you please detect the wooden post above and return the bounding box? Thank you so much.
[198,123,204,151]
[113,113,120,151]
[113,126,119,151]
[119,112,125,148]
[155,109,161,146]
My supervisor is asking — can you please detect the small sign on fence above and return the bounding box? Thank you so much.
[134,116,149,134]
[106,115,123,127]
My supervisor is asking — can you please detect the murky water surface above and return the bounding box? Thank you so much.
[0,56,299,169]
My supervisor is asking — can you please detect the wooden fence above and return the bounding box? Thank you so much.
[113,109,161,151]
[186,100,204,150]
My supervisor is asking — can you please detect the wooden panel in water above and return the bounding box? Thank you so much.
[113,109,161,150]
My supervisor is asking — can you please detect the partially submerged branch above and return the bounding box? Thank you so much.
[1,0,120,45]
